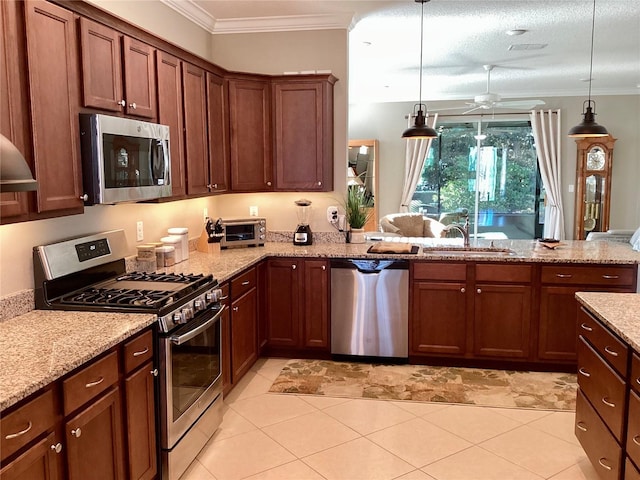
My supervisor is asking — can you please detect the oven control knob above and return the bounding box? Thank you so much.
[194,298,205,311]
[206,289,223,303]
[181,306,194,321]
[173,312,184,324]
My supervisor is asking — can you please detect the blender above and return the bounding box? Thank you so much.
[293,199,313,245]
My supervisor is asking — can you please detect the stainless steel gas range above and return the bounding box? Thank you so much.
[34,230,224,480]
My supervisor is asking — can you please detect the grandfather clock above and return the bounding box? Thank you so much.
[573,135,616,240]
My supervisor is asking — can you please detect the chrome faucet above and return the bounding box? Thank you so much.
[443,216,470,247]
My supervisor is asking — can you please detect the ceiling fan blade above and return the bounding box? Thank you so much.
[496,99,546,109]
[463,106,484,115]
[429,105,474,112]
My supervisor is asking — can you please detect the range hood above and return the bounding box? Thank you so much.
[0,134,37,192]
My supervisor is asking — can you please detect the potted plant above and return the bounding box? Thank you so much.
[344,186,372,243]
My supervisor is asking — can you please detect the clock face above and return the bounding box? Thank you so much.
[587,147,605,170]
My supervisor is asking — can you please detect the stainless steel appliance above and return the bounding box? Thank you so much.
[79,113,172,205]
[219,217,266,248]
[33,230,224,480]
[330,259,408,359]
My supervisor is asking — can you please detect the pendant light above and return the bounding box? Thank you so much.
[568,0,609,138]
[0,134,38,192]
[402,0,437,139]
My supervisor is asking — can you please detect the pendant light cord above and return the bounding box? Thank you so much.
[418,0,424,107]
[587,0,596,102]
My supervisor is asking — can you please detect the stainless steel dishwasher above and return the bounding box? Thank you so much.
[330,259,408,359]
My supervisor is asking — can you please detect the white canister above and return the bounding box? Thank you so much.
[160,235,182,263]
[167,227,189,261]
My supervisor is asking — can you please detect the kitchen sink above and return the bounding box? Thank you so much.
[422,246,518,257]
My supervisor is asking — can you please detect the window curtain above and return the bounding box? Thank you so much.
[529,109,565,239]
[399,113,438,212]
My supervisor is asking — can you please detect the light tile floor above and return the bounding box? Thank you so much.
[181,358,599,480]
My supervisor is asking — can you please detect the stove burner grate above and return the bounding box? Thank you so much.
[61,287,175,308]
[116,272,206,283]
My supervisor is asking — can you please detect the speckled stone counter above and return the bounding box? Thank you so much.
[0,310,156,411]
[575,292,640,352]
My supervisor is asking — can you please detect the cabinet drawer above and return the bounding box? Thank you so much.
[541,265,635,286]
[578,307,629,376]
[231,267,257,298]
[632,353,640,396]
[220,282,230,307]
[123,329,153,374]
[627,390,640,468]
[575,389,622,480]
[0,389,57,461]
[476,264,531,283]
[626,457,640,480]
[413,262,466,281]
[63,351,119,415]
[577,337,626,441]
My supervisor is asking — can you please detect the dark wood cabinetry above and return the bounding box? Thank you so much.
[0,431,63,480]
[230,267,259,383]
[207,72,229,194]
[264,258,330,354]
[228,78,273,192]
[538,265,636,363]
[24,0,83,215]
[79,17,156,118]
[182,62,209,196]
[271,76,335,191]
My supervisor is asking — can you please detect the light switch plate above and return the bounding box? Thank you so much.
[249,206,258,216]
[136,221,144,241]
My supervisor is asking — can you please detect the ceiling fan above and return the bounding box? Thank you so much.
[437,65,545,114]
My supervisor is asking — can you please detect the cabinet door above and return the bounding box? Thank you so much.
[265,259,301,347]
[231,289,258,383]
[122,36,156,119]
[221,299,233,396]
[0,432,63,480]
[228,78,272,191]
[79,17,122,112]
[411,282,468,356]
[474,284,531,359]
[272,81,332,191]
[182,63,209,195]
[207,72,229,194]
[124,362,157,480]
[25,0,83,214]
[0,0,30,220]
[538,286,580,361]
[303,259,329,349]
[65,387,125,480]
[156,51,186,197]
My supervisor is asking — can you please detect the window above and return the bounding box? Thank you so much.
[412,120,543,239]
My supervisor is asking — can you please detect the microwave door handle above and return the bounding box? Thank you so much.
[170,306,225,345]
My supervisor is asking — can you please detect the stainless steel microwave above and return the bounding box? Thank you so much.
[79,113,172,205]
[220,218,266,248]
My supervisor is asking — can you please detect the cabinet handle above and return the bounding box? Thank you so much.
[266,181,272,186]
[233,306,239,312]
[241,280,250,286]
[603,346,619,357]
[636,377,640,386]
[578,367,591,378]
[5,421,32,439]
[317,181,322,186]
[117,99,126,107]
[292,264,297,270]
[71,428,82,438]
[476,288,481,294]
[213,183,218,189]
[602,275,619,279]
[80,194,88,201]
[576,422,588,432]
[85,377,104,388]
[460,288,466,293]
[50,442,63,454]
[598,458,612,471]
[633,435,640,446]
[556,274,572,278]
[220,295,229,300]
[601,397,616,408]
[580,323,593,332]
[151,368,159,377]
[322,265,326,271]
[129,102,137,109]
[133,347,149,357]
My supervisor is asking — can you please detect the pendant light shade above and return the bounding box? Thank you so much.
[0,134,37,192]
[402,0,437,139]
[568,0,609,138]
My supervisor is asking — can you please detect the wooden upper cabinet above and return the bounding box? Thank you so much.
[228,78,273,192]
[272,77,335,191]
[0,0,30,221]
[182,62,209,196]
[207,72,229,194]
[79,17,156,119]
[156,50,186,197]
[24,0,83,214]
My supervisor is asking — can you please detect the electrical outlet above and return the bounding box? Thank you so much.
[136,221,144,241]
[327,206,338,224]
[249,206,258,217]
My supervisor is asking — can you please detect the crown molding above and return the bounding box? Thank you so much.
[161,0,354,34]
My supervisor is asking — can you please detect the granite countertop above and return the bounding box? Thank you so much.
[575,292,640,352]
[0,310,156,411]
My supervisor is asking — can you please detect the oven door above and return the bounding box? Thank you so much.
[159,305,224,449]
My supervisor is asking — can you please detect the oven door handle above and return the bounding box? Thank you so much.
[170,306,225,345]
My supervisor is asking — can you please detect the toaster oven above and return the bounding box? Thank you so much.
[220,218,266,248]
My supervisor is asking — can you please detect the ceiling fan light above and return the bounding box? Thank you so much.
[402,108,438,139]
[568,104,609,138]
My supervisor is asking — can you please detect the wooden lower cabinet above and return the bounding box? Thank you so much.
[230,269,259,383]
[0,432,64,480]
[65,387,125,480]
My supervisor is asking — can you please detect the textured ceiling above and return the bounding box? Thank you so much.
[164,0,640,104]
